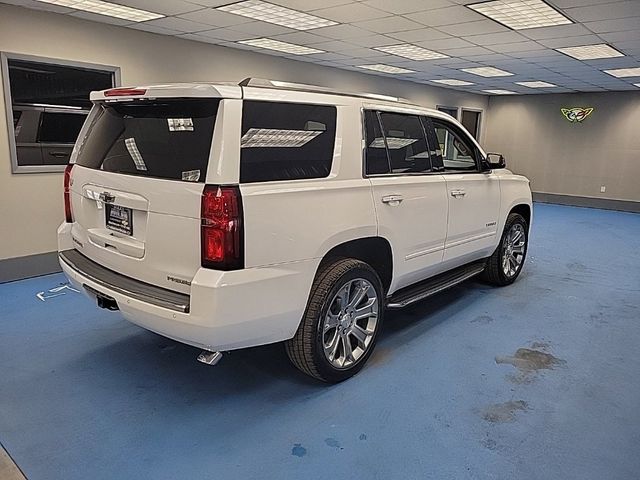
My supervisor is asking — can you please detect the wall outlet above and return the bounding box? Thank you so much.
[600,185,606,193]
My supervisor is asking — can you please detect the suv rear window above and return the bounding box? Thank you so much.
[240,101,337,183]
[75,99,219,182]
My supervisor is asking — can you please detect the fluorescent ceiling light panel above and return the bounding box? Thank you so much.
[431,79,475,86]
[374,44,448,61]
[238,38,324,55]
[468,0,571,30]
[515,81,557,88]
[217,0,337,31]
[462,66,514,77]
[370,137,418,149]
[557,44,625,60]
[35,0,164,21]
[483,89,517,95]
[604,67,640,78]
[357,64,416,74]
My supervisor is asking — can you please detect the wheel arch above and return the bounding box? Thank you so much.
[509,203,531,227]
[317,236,393,294]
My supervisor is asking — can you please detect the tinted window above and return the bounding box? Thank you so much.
[364,110,389,175]
[437,106,458,119]
[12,110,22,129]
[461,109,481,139]
[378,112,431,174]
[432,119,478,172]
[240,101,336,183]
[76,99,219,182]
[38,112,87,143]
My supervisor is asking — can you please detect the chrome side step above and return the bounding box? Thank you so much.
[386,261,486,309]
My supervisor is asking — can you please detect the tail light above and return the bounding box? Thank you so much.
[201,185,243,270]
[63,164,74,223]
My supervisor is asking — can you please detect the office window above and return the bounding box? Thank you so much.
[2,53,119,173]
[437,106,458,119]
[364,110,389,175]
[461,109,481,139]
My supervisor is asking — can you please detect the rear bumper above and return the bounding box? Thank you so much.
[58,227,318,352]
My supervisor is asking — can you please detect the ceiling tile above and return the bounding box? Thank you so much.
[410,6,487,27]
[538,35,604,49]
[112,0,202,16]
[269,31,330,45]
[311,3,388,23]
[416,37,475,50]
[272,0,353,10]
[312,24,372,39]
[188,27,256,41]
[463,31,529,46]
[346,35,399,48]
[519,23,593,40]
[564,1,640,22]
[487,41,547,54]
[229,21,296,36]
[69,11,132,26]
[353,15,424,34]
[583,17,640,34]
[436,19,508,36]
[178,9,254,27]
[386,28,451,43]
[362,0,453,15]
[309,40,359,51]
[142,16,212,33]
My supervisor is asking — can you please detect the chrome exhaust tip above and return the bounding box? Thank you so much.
[197,350,223,366]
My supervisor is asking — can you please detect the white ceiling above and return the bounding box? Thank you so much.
[4,0,640,95]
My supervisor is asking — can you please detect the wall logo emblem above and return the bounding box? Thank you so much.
[561,107,594,123]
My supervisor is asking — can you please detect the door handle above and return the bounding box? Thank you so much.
[48,151,69,158]
[450,189,466,198]
[381,194,404,205]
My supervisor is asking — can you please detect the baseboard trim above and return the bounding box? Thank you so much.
[0,251,61,283]
[533,192,640,213]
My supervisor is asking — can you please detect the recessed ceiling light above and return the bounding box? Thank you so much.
[374,44,448,61]
[238,38,324,55]
[483,89,518,95]
[35,0,164,21]
[217,0,337,31]
[357,64,416,74]
[604,67,640,78]
[462,66,514,77]
[515,81,557,88]
[468,0,571,30]
[431,79,475,86]
[557,44,625,60]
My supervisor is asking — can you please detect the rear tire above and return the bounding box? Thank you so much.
[285,258,384,383]
[482,213,528,286]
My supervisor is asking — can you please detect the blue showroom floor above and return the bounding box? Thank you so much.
[1,203,639,480]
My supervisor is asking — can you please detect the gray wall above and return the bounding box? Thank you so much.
[484,91,640,203]
[0,4,489,262]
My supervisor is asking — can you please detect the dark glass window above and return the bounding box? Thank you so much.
[378,112,431,174]
[38,112,87,143]
[461,109,481,139]
[240,101,336,183]
[75,99,219,182]
[437,106,458,119]
[5,57,115,169]
[364,110,389,175]
[432,119,478,172]
[12,110,22,129]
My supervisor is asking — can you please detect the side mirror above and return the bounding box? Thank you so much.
[486,153,506,169]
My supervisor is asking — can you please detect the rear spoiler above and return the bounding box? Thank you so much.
[90,83,241,101]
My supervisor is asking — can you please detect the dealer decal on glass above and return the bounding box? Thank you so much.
[561,107,594,123]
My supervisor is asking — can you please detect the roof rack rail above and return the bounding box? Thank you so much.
[238,78,412,104]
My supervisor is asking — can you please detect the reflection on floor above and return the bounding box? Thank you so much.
[0,203,639,480]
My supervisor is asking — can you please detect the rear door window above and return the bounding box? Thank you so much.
[240,101,337,183]
[75,99,219,182]
[38,112,87,144]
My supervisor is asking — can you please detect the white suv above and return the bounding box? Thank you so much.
[58,78,532,383]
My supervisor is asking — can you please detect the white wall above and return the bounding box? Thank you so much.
[0,4,488,261]
[484,91,640,203]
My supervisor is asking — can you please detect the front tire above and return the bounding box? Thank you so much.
[285,258,384,383]
[482,213,529,286]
